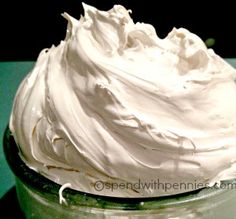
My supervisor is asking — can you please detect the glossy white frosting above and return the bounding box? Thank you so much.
[10,3,236,197]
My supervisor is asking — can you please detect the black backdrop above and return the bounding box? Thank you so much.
[0,0,235,60]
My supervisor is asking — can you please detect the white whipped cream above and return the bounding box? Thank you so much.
[10,3,236,197]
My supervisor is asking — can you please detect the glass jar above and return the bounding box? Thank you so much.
[3,126,236,219]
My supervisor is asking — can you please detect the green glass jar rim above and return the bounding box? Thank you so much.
[3,126,231,210]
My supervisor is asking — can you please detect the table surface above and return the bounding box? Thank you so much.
[1,59,236,199]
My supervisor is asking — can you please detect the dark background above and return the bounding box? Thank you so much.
[0,0,235,61]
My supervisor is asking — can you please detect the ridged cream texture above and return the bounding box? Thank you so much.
[10,3,236,197]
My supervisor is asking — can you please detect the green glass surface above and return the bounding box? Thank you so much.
[1,59,236,199]
[0,61,34,198]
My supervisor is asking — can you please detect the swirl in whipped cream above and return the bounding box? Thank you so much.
[10,3,236,197]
